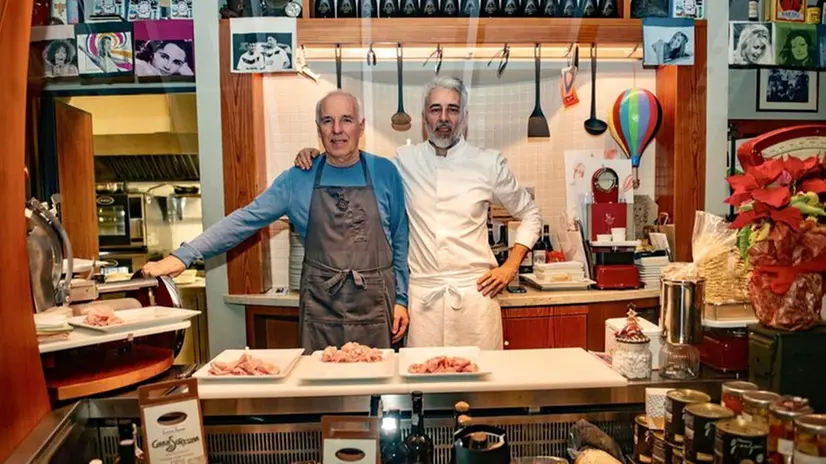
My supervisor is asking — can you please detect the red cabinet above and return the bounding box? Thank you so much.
[502,306,588,350]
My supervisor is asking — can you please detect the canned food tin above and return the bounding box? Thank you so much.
[794,414,826,464]
[666,389,711,444]
[721,381,758,415]
[768,397,812,464]
[714,418,767,464]
[685,403,735,463]
[653,432,683,464]
[636,414,654,464]
[743,391,781,427]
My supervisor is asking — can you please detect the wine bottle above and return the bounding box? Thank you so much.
[314,0,335,17]
[421,0,439,16]
[440,0,459,15]
[519,250,533,275]
[532,226,547,266]
[541,225,555,261]
[495,225,508,266]
[382,409,407,464]
[405,392,434,464]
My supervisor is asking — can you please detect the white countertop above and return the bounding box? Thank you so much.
[195,348,627,399]
[224,287,659,308]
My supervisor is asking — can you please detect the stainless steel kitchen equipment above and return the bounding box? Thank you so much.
[659,278,704,379]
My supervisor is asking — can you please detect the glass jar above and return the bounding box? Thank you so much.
[769,396,812,464]
[721,380,759,415]
[743,390,781,427]
[658,342,700,380]
[612,340,652,380]
[794,414,826,464]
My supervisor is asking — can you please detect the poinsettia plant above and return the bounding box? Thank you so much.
[726,151,826,330]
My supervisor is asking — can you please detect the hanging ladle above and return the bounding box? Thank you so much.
[583,43,607,136]
[391,43,412,131]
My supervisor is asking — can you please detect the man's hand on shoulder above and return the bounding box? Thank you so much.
[295,148,321,170]
[142,255,186,278]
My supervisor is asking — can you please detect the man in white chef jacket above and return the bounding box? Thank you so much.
[295,76,541,350]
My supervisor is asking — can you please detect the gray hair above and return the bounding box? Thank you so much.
[315,90,362,124]
[422,76,469,116]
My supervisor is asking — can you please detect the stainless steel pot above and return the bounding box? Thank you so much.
[659,278,705,345]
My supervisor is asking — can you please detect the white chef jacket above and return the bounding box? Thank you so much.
[395,137,542,350]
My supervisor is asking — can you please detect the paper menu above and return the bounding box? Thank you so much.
[564,149,634,222]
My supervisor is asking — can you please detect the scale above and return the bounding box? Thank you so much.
[587,167,640,290]
[738,124,826,161]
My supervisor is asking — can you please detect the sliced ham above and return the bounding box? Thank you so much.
[84,306,124,327]
[408,356,479,374]
[321,342,384,363]
[208,353,281,376]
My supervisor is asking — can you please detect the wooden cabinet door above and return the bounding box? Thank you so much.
[503,317,551,350]
[245,306,300,349]
[549,306,588,349]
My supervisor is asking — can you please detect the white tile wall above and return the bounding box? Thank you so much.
[263,59,658,287]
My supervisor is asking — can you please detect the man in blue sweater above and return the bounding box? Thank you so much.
[142,91,410,352]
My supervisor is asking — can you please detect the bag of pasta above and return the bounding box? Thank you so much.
[660,211,750,304]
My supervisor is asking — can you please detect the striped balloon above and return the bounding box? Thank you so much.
[608,88,663,169]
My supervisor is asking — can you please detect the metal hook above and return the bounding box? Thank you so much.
[366,42,376,66]
[486,43,509,78]
[564,43,575,58]
[424,44,443,74]
[335,44,342,89]
[626,43,640,58]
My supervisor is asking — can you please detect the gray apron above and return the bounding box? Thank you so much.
[299,154,395,353]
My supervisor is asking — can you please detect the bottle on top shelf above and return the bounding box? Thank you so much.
[382,409,407,464]
[405,392,434,464]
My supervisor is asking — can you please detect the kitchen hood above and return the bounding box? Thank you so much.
[93,132,200,182]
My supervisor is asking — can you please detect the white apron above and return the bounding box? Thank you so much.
[407,273,503,350]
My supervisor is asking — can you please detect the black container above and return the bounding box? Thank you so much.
[541,0,559,15]
[336,0,357,16]
[581,0,599,16]
[452,424,510,464]
[521,0,541,16]
[713,418,767,464]
[440,0,459,15]
[684,403,734,464]
[460,0,480,16]
[749,323,826,413]
[379,0,400,16]
[480,0,500,16]
[593,251,635,266]
[601,0,617,17]
[635,415,654,464]
[560,0,576,16]
[653,432,682,464]
[399,0,419,16]
[665,389,711,445]
[420,0,439,16]
[501,0,519,15]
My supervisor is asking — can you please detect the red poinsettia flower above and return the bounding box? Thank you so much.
[730,202,803,230]
[784,156,820,182]
[726,158,790,208]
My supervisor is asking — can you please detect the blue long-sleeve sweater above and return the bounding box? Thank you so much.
[172,153,409,307]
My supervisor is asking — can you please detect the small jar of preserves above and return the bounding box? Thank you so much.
[768,396,812,464]
[721,381,758,415]
[742,390,781,427]
[794,415,826,464]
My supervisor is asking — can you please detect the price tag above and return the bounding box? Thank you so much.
[138,378,207,464]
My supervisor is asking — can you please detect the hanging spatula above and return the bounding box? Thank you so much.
[527,43,550,138]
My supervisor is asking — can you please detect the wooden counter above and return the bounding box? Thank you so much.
[227,287,659,352]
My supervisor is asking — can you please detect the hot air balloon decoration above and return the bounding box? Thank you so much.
[608,88,663,189]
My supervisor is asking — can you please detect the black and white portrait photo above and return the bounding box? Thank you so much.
[672,0,704,19]
[127,0,160,20]
[168,0,192,18]
[92,0,124,17]
[30,25,79,79]
[75,23,134,78]
[819,25,826,68]
[642,18,695,66]
[757,69,819,112]
[631,0,669,17]
[774,23,817,69]
[133,20,194,80]
[729,22,774,66]
[230,18,297,74]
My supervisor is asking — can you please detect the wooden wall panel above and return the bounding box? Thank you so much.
[655,22,707,262]
[219,20,271,295]
[0,0,52,459]
[55,102,99,260]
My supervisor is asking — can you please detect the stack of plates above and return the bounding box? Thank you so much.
[289,232,304,291]
[636,256,669,289]
[534,261,586,282]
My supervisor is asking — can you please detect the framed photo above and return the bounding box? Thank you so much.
[757,69,819,112]
[771,0,806,22]
[671,0,703,19]
[167,0,193,18]
[30,25,79,79]
[773,22,817,68]
[75,22,134,78]
[729,21,774,66]
[229,18,296,73]
[631,0,670,18]
[92,0,125,18]
[133,20,194,81]
[127,0,161,20]
[642,17,695,66]
[819,25,826,68]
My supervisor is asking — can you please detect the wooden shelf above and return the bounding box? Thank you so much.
[295,17,646,46]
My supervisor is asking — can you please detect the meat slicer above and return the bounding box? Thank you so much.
[26,198,186,403]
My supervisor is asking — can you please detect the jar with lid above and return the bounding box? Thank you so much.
[794,414,826,464]
[769,396,812,464]
[611,309,652,380]
[658,342,700,380]
[721,380,759,415]
[743,390,781,427]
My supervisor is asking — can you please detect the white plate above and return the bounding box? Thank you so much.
[521,274,595,290]
[193,349,304,380]
[590,240,640,248]
[399,346,491,379]
[67,306,201,332]
[300,349,396,381]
